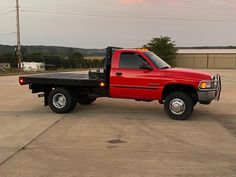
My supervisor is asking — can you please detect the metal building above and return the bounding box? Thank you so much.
[175,49,236,69]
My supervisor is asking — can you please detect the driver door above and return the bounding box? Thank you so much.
[110,52,162,100]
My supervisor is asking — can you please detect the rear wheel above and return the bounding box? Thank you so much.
[68,90,78,111]
[48,88,76,113]
[77,96,97,105]
[164,91,194,120]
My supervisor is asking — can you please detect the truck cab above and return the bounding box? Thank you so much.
[110,49,165,100]
[19,47,221,120]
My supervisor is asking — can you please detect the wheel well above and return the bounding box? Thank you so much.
[43,86,78,106]
[43,85,97,106]
[162,84,198,103]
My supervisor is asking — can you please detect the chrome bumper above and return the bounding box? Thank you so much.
[198,74,222,102]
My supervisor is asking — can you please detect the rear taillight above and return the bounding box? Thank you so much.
[19,78,25,85]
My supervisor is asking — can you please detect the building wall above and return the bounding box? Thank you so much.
[175,53,236,69]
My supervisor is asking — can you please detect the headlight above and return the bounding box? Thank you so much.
[199,81,213,89]
[199,74,220,90]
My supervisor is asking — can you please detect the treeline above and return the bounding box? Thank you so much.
[0,53,17,68]
[0,45,105,57]
[0,52,103,69]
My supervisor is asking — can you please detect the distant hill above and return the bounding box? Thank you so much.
[0,45,105,57]
[2,45,236,57]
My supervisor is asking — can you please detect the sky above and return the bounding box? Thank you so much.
[0,0,236,48]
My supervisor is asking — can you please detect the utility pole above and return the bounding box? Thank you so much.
[16,0,22,71]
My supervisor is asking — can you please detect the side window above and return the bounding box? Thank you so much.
[119,52,146,69]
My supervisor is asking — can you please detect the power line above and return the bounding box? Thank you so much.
[20,9,236,23]
[0,10,15,17]
[0,32,16,36]
[0,0,15,11]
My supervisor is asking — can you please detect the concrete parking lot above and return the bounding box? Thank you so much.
[0,69,236,177]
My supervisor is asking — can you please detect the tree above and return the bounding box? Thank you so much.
[0,53,17,68]
[66,52,84,68]
[44,55,62,68]
[143,36,178,65]
[26,52,44,62]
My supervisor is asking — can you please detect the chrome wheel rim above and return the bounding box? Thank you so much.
[169,98,186,115]
[53,93,66,109]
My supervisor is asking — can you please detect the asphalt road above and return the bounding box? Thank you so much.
[0,70,236,177]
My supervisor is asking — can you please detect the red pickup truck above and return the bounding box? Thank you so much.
[19,47,221,120]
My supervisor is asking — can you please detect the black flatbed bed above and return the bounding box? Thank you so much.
[20,72,102,87]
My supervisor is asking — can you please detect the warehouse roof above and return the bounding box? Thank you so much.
[178,49,236,54]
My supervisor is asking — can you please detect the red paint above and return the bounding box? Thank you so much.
[109,49,211,100]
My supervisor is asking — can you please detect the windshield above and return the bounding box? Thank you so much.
[144,52,171,69]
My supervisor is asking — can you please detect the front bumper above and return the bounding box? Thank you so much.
[197,74,222,102]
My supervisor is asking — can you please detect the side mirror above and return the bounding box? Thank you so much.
[139,62,153,70]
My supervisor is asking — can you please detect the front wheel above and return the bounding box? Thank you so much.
[164,92,194,120]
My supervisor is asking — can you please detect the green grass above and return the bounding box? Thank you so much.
[0,68,20,76]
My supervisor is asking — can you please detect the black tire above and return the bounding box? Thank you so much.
[77,96,97,105]
[68,90,77,111]
[164,91,194,120]
[48,88,75,114]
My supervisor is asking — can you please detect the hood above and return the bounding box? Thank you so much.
[163,68,212,81]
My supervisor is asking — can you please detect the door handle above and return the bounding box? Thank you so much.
[116,72,123,76]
